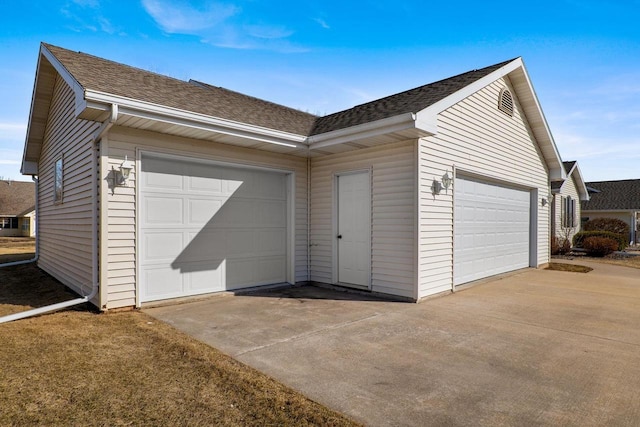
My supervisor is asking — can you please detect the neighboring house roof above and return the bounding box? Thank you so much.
[21,43,566,181]
[0,180,35,216]
[310,59,514,135]
[582,179,640,211]
[552,160,589,201]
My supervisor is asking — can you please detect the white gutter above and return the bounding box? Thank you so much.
[0,105,116,324]
[84,90,308,149]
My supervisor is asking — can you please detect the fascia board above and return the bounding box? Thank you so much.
[84,90,308,149]
[570,163,590,201]
[510,62,566,181]
[308,112,436,150]
[39,45,86,117]
[21,160,38,175]
[420,59,524,117]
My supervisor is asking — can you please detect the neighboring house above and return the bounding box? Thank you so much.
[20,43,565,309]
[581,179,640,244]
[0,180,36,237]
[550,161,589,243]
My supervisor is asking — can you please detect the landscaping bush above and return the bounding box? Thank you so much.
[573,230,627,251]
[582,236,619,257]
[551,235,571,255]
[583,218,630,236]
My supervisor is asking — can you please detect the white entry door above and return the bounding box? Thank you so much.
[337,171,371,288]
[140,154,288,303]
[454,175,531,285]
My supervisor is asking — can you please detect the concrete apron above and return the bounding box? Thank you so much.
[146,261,640,426]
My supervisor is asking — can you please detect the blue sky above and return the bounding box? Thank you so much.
[1,0,639,182]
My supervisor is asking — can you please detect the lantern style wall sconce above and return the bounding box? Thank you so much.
[441,171,452,192]
[118,156,133,185]
[541,197,548,207]
[431,170,452,196]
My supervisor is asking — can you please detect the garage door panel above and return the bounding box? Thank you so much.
[188,199,223,225]
[143,266,184,299]
[188,264,224,291]
[144,232,184,261]
[455,176,530,286]
[215,199,255,226]
[144,197,183,224]
[140,155,288,303]
[259,200,287,227]
[184,230,227,260]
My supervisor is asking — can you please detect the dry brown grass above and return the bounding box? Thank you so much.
[582,254,640,270]
[0,253,359,425]
[0,237,35,263]
[546,262,593,273]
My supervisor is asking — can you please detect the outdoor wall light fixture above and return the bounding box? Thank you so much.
[431,171,452,196]
[118,155,133,185]
[541,197,548,207]
[441,171,452,191]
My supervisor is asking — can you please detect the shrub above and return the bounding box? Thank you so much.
[573,231,627,251]
[584,218,630,236]
[551,236,571,255]
[582,236,618,257]
[551,236,562,255]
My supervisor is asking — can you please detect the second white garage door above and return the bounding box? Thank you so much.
[454,176,531,285]
[140,154,288,303]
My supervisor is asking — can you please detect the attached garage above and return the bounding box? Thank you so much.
[454,175,532,285]
[22,43,567,311]
[139,153,291,303]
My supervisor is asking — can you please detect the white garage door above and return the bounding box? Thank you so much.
[140,154,288,302]
[454,176,530,285]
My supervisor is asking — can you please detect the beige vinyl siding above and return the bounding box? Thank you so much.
[553,174,581,242]
[103,126,308,309]
[418,78,550,298]
[309,140,416,300]
[37,75,99,298]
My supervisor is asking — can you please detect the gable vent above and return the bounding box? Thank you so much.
[498,89,514,117]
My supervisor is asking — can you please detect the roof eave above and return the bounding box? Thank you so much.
[21,43,86,175]
[568,163,590,201]
[307,112,437,149]
[84,90,309,149]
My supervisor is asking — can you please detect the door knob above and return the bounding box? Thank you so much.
[337,234,342,239]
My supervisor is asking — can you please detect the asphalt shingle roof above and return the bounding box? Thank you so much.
[582,179,640,211]
[0,180,35,216]
[44,44,318,136]
[563,161,576,173]
[309,59,516,135]
[44,43,516,138]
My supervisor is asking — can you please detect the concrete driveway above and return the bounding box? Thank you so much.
[146,261,640,426]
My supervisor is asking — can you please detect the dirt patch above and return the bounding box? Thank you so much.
[546,262,593,273]
[0,264,359,426]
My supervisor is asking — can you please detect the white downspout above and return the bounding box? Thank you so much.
[0,104,117,324]
[0,175,40,268]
